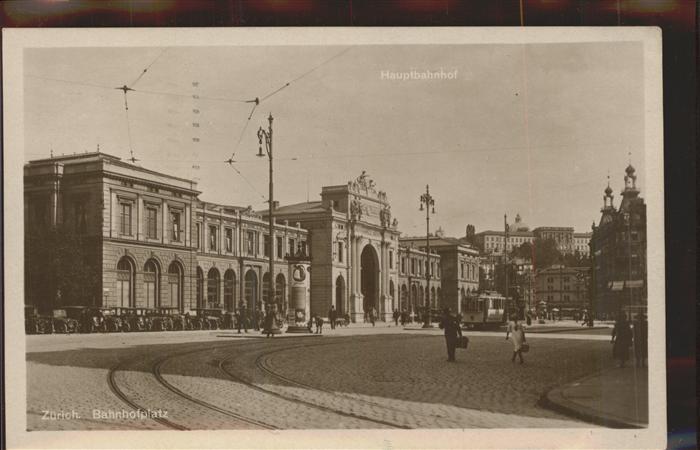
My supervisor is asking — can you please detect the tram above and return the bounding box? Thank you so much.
[461,291,507,329]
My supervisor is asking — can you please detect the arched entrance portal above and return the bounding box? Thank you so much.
[335,275,345,316]
[360,245,379,318]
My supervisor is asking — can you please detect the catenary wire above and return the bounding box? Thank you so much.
[258,46,353,103]
[130,48,169,88]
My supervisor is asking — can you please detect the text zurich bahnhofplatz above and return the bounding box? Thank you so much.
[380,68,458,81]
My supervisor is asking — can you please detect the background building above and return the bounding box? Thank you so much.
[473,215,589,257]
[590,164,647,319]
[534,265,590,318]
[532,227,575,254]
[396,245,441,320]
[399,232,479,315]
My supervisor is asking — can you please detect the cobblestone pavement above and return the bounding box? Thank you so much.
[26,331,616,430]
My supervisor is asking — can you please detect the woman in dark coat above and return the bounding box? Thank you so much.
[263,310,276,338]
[611,314,633,367]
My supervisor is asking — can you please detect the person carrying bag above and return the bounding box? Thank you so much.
[439,307,463,362]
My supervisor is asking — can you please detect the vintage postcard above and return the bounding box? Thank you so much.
[4,27,665,449]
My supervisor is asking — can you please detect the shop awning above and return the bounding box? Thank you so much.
[625,280,645,288]
[609,281,624,291]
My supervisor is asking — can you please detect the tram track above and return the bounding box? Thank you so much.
[107,357,189,430]
[151,351,278,430]
[107,334,436,430]
[218,335,439,429]
[107,340,278,430]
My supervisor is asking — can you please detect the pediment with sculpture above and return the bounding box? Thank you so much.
[348,171,388,202]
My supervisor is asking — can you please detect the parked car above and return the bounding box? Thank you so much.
[114,307,148,332]
[52,306,83,334]
[99,308,123,332]
[190,308,223,330]
[150,307,179,331]
[25,305,52,334]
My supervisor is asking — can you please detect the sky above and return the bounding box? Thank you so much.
[24,41,645,237]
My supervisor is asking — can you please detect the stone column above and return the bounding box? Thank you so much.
[351,235,364,323]
[379,241,387,321]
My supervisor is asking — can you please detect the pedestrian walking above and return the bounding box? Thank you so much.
[315,315,324,334]
[393,309,399,326]
[328,305,337,330]
[506,317,526,364]
[236,307,248,333]
[611,314,633,368]
[307,317,313,333]
[633,313,647,368]
[369,308,376,327]
[263,309,276,338]
[439,307,463,362]
[400,310,406,326]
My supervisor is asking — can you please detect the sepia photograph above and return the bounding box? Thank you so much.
[4,27,665,449]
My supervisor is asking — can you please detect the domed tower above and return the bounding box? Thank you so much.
[599,175,616,226]
[602,175,614,210]
[509,213,530,232]
[620,161,641,212]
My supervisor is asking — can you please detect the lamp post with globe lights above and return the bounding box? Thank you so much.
[419,185,436,328]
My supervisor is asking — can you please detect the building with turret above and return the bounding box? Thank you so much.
[590,163,647,319]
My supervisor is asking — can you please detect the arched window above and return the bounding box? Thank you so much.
[207,267,220,307]
[168,261,183,312]
[116,257,135,307]
[196,267,204,308]
[144,259,160,308]
[224,270,236,312]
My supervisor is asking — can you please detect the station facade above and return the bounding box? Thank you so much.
[269,172,400,323]
[25,153,486,324]
[24,152,310,319]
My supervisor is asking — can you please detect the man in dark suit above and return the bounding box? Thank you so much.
[439,307,463,362]
[328,305,337,330]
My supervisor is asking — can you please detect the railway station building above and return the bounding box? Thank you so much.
[267,172,401,323]
[24,152,309,319]
[25,153,487,325]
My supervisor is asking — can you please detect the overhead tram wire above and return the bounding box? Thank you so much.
[220,46,354,199]
[26,75,250,104]
[123,99,137,163]
[257,46,354,103]
[114,47,170,163]
[130,48,169,88]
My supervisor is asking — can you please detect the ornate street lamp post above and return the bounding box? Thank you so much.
[257,113,281,334]
[419,185,435,328]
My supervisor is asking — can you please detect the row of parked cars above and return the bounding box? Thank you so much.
[24,305,234,334]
